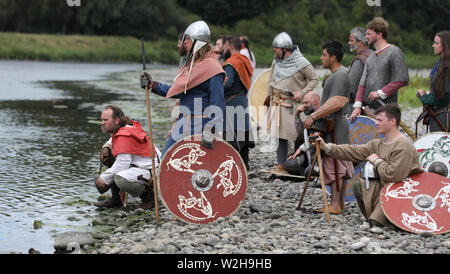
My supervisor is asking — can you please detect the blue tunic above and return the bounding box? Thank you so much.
[153,74,226,154]
[223,64,251,135]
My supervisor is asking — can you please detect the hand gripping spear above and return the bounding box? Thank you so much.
[141,38,159,222]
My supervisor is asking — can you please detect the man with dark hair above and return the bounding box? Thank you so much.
[177,33,188,68]
[215,35,231,65]
[304,40,354,214]
[95,105,162,209]
[350,17,409,122]
[315,104,423,227]
[222,36,255,169]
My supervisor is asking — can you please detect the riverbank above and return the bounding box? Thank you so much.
[0,32,439,69]
[75,107,450,255]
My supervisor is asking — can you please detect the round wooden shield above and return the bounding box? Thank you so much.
[157,135,248,224]
[414,132,450,178]
[380,172,450,234]
[326,116,382,202]
[248,69,270,127]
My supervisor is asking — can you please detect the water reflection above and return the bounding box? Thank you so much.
[0,61,175,253]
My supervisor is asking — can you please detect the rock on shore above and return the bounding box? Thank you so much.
[81,106,449,254]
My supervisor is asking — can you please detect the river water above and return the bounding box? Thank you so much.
[0,60,430,254]
[0,60,179,254]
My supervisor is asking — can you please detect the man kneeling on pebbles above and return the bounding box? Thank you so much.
[95,105,162,209]
[315,104,423,228]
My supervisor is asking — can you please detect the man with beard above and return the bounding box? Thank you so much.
[214,35,231,65]
[177,33,188,68]
[350,17,409,122]
[141,21,226,154]
[222,36,255,170]
[304,40,354,214]
[95,105,162,209]
[347,27,373,114]
[265,32,319,168]
[279,91,321,176]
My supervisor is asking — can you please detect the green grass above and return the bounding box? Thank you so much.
[0,32,439,70]
[398,76,429,108]
[0,32,179,63]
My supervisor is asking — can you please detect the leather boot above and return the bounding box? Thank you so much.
[139,184,155,210]
[95,182,122,208]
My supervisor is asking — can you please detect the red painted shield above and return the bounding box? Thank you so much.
[380,172,450,234]
[157,135,247,224]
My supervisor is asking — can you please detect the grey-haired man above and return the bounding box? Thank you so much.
[347,27,373,113]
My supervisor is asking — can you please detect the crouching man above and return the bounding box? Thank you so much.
[95,105,162,209]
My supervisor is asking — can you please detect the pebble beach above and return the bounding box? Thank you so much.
[62,107,450,255]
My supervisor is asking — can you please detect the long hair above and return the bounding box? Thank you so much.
[433,30,450,99]
[186,42,213,65]
[104,105,133,133]
[240,35,254,62]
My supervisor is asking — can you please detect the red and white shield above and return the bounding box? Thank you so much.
[157,135,247,224]
[380,172,450,234]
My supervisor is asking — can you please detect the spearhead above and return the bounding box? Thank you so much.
[141,38,146,71]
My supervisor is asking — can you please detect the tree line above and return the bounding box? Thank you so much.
[0,0,448,55]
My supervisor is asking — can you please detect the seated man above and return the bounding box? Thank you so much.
[279,91,321,176]
[316,104,423,227]
[95,105,162,209]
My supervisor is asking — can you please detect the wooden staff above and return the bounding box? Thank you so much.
[315,139,331,224]
[296,152,318,210]
[142,38,159,222]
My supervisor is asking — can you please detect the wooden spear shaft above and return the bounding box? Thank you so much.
[315,140,331,224]
[145,84,159,222]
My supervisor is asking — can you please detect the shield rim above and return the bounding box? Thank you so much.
[414,131,450,178]
[156,134,248,224]
[248,69,271,127]
[326,115,381,201]
[379,172,450,235]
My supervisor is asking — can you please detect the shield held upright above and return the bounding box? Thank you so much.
[157,135,248,224]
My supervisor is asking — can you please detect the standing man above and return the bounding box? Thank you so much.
[222,36,255,170]
[316,104,423,227]
[266,32,320,168]
[304,40,354,214]
[177,33,188,68]
[350,17,409,122]
[141,21,226,155]
[95,105,162,209]
[214,35,231,65]
[347,27,373,114]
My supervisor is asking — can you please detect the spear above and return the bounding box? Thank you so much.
[141,38,159,222]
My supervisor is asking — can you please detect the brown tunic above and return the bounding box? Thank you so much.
[329,136,423,225]
[267,63,319,140]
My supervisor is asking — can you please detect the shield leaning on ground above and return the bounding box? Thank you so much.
[380,172,450,234]
[248,69,270,127]
[157,135,248,224]
[414,132,450,178]
[326,116,383,202]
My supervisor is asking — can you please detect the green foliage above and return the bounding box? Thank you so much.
[398,77,430,108]
[0,0,447,69]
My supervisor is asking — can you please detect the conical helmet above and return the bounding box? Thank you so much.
[184,20,210,43]
[272,32,294,49]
